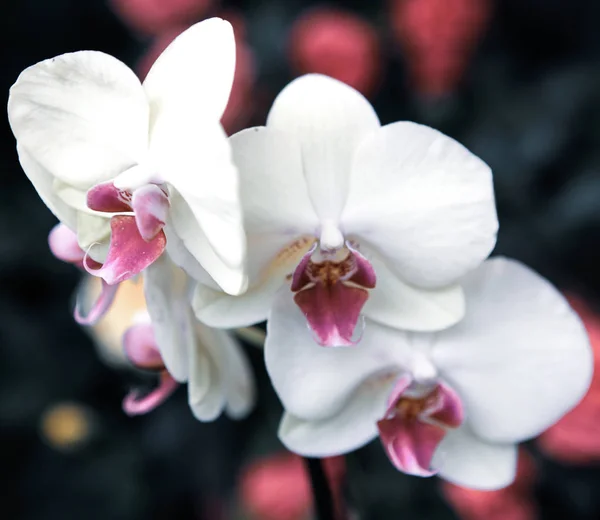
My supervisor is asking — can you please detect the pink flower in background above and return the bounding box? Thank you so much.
[390,0,492,97]
[109,0,215,35]
[239,453,313,520]
[289,8,382,97]
[537,296,600,464]
[239,453,347,520]
[442,449,538,520]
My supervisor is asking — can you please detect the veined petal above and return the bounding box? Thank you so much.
[229,127,319,281]
[266,74,380,221]
[192,236,314,328]
[8,51,148,189]
[343,122,498,288]
[362,249,465,331]
[143,255,196,382]
[16,146,78,231]
[278,376,392,457]
[158,126,247,296]
[432,426,518,491]
[195,324,255,419]
[143,18,235,124]
[265,289,410,420]
[432,257,593,443]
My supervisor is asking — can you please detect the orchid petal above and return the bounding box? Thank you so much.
[48,223,85,264]
[16,146,78,230]
[123,372,179,416]
[143,255,196,382]
[75,212,111,263]
[87,181,131,212]
[8,51,148,189]
[131,184,169,240]
[163,134,247,296]
[266,74,380,221]
[428,382,464,429]
[362,249,465,331]
[432,426,518,491]
[278,376,392,457]
[265,289,410,420]
[195,325,256,419]
[122,322,164,371]
[143,18,236,124]
[432,257,593,443]
[192,236,314,328]
[85,215,166,285]
[229,127,319,281]
[343,122,497,288]
[74,279,119,326]
[187,337,226,422]
[378,417,445,477]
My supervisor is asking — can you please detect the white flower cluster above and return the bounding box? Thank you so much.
[7,18,593,490]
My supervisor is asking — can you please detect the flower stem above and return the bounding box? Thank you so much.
[304,457,336,520]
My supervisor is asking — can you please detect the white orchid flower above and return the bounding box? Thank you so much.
[192,74,497,347]
[266,257,592,490]
[124,254,255,421]
[7,18,247,325]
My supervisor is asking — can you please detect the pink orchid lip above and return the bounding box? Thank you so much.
[74,280,119,326]
[83,215,167,285]
[122,372,179,416]
[378,376,464,477]
[87,181,132,212]
[131,184,170,241]
[121,322,178,416]
[291,241,376,347]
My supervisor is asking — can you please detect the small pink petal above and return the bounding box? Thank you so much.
[426,381,464,428]
[122,372,178,416]
[84,215,166,285]
[294,282,368,347]
[48,223,85,264]
[123,322,164,371]
[87,181,132,212]
[378,416,446,477]
[74,280,119,326]
[346,242,376,288]
[384,375,414,417]
[131,184,169,241]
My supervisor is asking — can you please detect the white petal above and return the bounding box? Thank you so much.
[8,51,148,189]
[229,127,319,281]
[433,426,517,491]
[15,145,78,230]
[187,340,226,422]
[278,376,391,457]
[195,325,255,419]
[343,122,498,288]
[265,289,411,420]
[143,255,195,382]
[192,235,314,328]
[76,213,111,263]
[266,74,380,222]
[143,18,235,124]
[167,165,247,295]
[433,257,593,443]
[362,248,465,331]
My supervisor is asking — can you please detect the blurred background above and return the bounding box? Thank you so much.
[2,0,600,518]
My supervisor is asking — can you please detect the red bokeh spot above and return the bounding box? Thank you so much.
[290,8,382,97]
[390,0,492,97]
[109,0,215,35]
